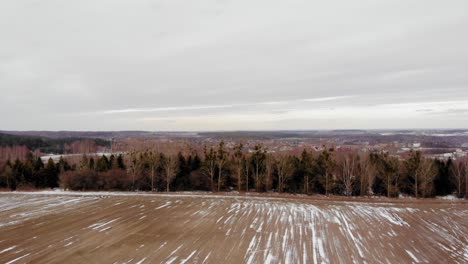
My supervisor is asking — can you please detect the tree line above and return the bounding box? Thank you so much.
[0,152,61,190]
[0,132,110,156]
[0,142,466,198]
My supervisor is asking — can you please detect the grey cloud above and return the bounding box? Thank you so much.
[0,0,467,130]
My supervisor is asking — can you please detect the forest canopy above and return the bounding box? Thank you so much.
[0,132,110,154]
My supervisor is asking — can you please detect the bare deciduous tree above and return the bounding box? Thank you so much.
[252,145,266,192]
[465,159,468,198]
[216,141,227,192]
[243,155,251,192]
[359,153,376,196]
[276,155,294,193]
[418,158,438,198]
[406,151,422,198]
[127,151,144,191]
[338,153,358,196]
[162,154,179,192]
[451,159,466,197]
[3,163,12,189]
[203,146,217,192]
[146,150,159,192]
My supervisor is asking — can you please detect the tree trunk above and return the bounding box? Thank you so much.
[458,176,461,197]
[465,167,468,198]
[255,164,260,192]
[304,175,309,194]
[278,175,282,193]
[151,168,154,192]
[387,175,390,197]
[325,173,328,196]
[166,179,170,192]
[217,169,221,192]
[210,173,214,192]
[246,169,249,192]
[360,173,365,196]
[415,172,418,198]
[238,169,241,192]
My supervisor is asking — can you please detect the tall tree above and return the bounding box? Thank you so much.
[45,158,59,188]
[190,152,201,171]
[12,159,25,189]
[316,147,336,195]
[418,158,437,198]
[406,151,422,198]
[251,145,266,192]
[338,153,358,196]
[301,149,314,194]
[433,159,452,196]
[34,157,44,171]
[379,153,401,197]
[264,154,275,192]
[109,154,116,170]
[232,143,244,192]
[216,141,228,192]
[96,155,110,172]
[465,160,468,198]
[79,155,89,171]
[89,157,95,170]
[276,154,294,193]
[146,151,159,191]
[359,152,376,196]
[116,154,126,170]
[203,146,217,192]
[243,155,251,192]
[128,151,143,191]
[161,153,179,192]
[175,151,191,191]
[451,158,466,198]
[3,160,13,189]
[57,156,71,173]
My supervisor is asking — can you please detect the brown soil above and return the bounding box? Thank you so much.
[0,192,466,263]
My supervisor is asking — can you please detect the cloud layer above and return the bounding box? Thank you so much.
[1,0,467,130]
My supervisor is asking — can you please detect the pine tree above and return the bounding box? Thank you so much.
[96,155,110,172]
[117,154,125,170]
[34,157,44,171]
[300,149,314,194]
[317,147,336,195]
[45,158,59,188]
[232,143,244,192]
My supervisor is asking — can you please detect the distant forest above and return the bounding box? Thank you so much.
[0,141,466,198]
[0,133,110,154]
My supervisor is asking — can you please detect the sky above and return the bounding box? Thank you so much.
[1,0,467,131]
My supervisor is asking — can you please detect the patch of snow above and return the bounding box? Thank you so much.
[405,250,420,263]
[436,195,462,201]
[135,257,147,264]
[5,253,31,264]
[0,246,17,254]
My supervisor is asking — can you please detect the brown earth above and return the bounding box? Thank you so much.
[0,192,466,264]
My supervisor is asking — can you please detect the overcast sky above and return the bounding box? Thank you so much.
[1,0,467,131]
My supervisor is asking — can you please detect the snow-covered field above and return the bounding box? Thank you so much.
[0,192,466,263]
